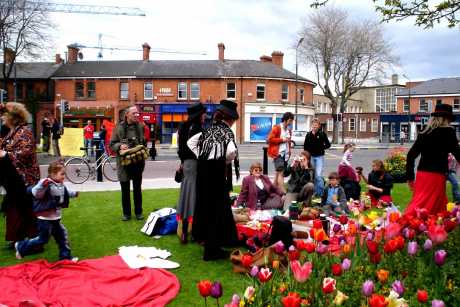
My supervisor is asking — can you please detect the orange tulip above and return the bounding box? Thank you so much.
[272,260,280,269]
[376,269,389,283]
[342,243,351,254]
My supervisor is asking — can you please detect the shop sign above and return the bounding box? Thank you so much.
[250,116,273,141]
[139,113,157,124]
[157,88,174,97]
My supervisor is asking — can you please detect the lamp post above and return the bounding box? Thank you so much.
[402,74,411,142]
[295,37,304,130]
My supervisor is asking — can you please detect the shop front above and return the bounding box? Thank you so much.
[62,107,114,131]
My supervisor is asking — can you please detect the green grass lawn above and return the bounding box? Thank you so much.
[0,183,452,306]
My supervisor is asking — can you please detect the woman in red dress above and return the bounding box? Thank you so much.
[405,104,460,217]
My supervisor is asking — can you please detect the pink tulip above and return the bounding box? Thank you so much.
[384,222,401,240]
[428,225,448,245]
[274,241,285,254]
[362,280,374,297]
[316,243,328,255]
[434,250,447,266]
[290,260,313,283]
[431,299,445,307]
[391,280,405,296]
[250,266,259,277]
[341,258,351,271]
[423,239,433,251]
[408,241,418,256]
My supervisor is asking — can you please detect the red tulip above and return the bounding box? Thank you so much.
[313,219,323,229]
[305,241,316,253]
[339,215,348,225]
[428,225,448,245]
[258,267,273,283]
[241,254,253,267]
[331,263,342,276]
[366,240,379,254]
[281,292,301,307]
[368,294,388,307]
[417,289,428,303]
[384,223,401,240]
[383,239,398,254]
[409,218,422,231]
[197,280,213,297]
[288,246,300,261]
[394,236,405,250]
[322,277,336,294]
[444,219,457,232]
[369,252,382,264]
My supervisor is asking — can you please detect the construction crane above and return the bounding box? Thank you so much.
[11,0,146,16]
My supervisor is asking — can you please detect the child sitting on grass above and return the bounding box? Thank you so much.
[321,172,349,215]
[15,161,79,261]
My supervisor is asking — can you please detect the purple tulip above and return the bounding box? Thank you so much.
[316,243,327,255]
[250,266,259,278]
[432,299,445,307]
[341,258,351,271]
[362,280,374,297]
[367,232,374,241]
[424,239,433,251]
[402,227,410,238]
[210,281,223,298]
[274,240,285,254]
[452,206,459,216]
[339,236,346,245]
[391,280,405,297]
[408,241,418,256]
[333,224,341,233]
[434,250,447,266]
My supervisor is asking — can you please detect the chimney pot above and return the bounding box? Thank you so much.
[271,51,284,68]
[142,43,151,61]
[67,44,79,64]
[391,74,398,85]
[3,48,15,65]
[260,55,272,63]
[218,43,225,61]
[55,53,63,64]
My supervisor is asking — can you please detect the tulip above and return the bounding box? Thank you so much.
[290,260,312,283]
[249,266,259,277]
[281,292,301,307]
[384,240,398,254]
[394,236,405,250]
[391,280,404,297]
[376,269,389,283]
[333,223,342,233]
[273,260,279,270]
[210,281,223,299]
[341,258,351,271]
[342,243,351,254]
[419,223,427,232]
[407,241,418,256]
[434,250,447,266]
[388,211,400,223]
[288,246,300,261]
[366,240,379,254]
[312,228,328,241]
[370,252,382,264]
[431,300,445,307]
[333,290,349,305]
[258,267,272,283]
[388,290,407,307]
[274,240,285,254]
[362,280,374,297]
[444,219,457,232]
[243,286,255,300]
[367,231,375,241]
[305,241,316,253]
[316,243,328,255]
[224,294,240,307]
[197,280,213,297]
[313,219,323,229]
[428,225,448,245]
[385,223,402,240]
[368,294,389,307]
[424,239,433,251]
[339,215,348,224]
[417,290,428,303]
[331,263,343,276]
[322,277,336,294]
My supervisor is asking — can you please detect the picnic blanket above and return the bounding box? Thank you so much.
[0,255,180,307]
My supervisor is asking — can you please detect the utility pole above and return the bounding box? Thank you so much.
[295,37,304,130]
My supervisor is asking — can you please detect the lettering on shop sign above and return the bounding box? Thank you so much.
[156,88,174,97]
[259,106,266,112]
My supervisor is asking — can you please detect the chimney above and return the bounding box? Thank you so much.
[67,44,79,64]
[55,53,63,64]
[391,74,399,85]
[142,43,151,61]
[3,48,15,64]
[218,43,225,61]
[271,51,284,68]
[260,55,272,63]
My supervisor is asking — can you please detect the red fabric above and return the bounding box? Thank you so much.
[143,124,151,143]
[405,171,448,217]
[236,222,271,240]
[103,120,115,156]
[83,124,94,140]
[368,193,393,206]
[0,255,180,307]
[338,164,358,182]
[267,125,291,159]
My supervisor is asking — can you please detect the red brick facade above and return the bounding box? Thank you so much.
[315,113,380,142]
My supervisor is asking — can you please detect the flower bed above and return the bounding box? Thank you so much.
[384,147,407,183]
[198,204,460,306]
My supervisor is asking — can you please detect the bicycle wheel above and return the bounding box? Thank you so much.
[102,156,119,182]
[65,157,91,184]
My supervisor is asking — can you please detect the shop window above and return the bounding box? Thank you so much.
[419,99,428,112]
[371,119,378,132]
[26,83,34,99]
[75,81,84,98]
[359,118,366,132]
[120,82,129,100]
[256,83,265,100]
[190,82,200,100]
[299,88,304,103]
[403,99,410,112]
[15,83,23,100]
[349,118,356,131]
[178,82,187,100]
[281,84,288,101]
[87,80,96,99]
[227,82,236,99]
[144,82,153,100]
[327,118,333,132]
[454,99,460,111]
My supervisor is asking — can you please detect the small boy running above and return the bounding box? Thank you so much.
[15,161,78,261]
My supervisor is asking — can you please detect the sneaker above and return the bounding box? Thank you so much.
[71,257,79,262]
[14,242,22,259]
[136,214,144,220]
[121,215,131,221]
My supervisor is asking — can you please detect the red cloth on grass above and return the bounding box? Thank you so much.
[0,255,180,307]
[405,170,448,217]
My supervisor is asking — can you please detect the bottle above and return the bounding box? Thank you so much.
[289,201,299,220]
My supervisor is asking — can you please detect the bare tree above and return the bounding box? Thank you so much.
[298,7,397,143]
[0,0,54,91]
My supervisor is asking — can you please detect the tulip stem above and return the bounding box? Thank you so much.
[216,298,220,307]
[204,297,207,307]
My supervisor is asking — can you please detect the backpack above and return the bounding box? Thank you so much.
[269,216,293,248]
[141,208,177,236]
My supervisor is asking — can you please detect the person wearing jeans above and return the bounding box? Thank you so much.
[447,153,460,202]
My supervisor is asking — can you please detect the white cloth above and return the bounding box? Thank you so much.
[340,150,353,167]
[118,245,180,269]
[278,125,289,159]
[255,178,264,190]
[187,132,237,163]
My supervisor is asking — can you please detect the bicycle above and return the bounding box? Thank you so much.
[65,147,118,184]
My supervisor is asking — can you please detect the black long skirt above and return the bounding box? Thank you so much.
[192,159,237,249]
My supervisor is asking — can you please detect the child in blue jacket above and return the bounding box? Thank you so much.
[15,161,78,261]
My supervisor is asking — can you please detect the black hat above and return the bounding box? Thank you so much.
[431,103,454,121]
[217,99,239,120]
[187,103,207,120]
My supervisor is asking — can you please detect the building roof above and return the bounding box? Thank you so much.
[396,77,460,96]
[0,62,61,79]
[52,59,316,84]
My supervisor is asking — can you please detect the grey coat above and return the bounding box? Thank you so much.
[110,121,145,182]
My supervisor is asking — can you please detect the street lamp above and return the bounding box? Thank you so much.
[295,37,304,130]
[402,74,411,142]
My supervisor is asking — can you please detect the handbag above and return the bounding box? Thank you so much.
[174,166,183,183]
[141,208,177,236]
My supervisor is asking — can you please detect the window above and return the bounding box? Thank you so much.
[419,99,428,112]
[178,82,187,99]
[144,82,153,100]
[75,81,84,98]
[15,83,23,100]
[281,84,288,101]
[327,118,333,132]
[349,118,356,131]
[120,82,129,100]
[226,83,236,99]
[454,99,460,111]
[256,83,265,100]
[371,119,378,132]
[299,88,304,103]
[375,87,398,112]
[87,80,96,98]
[190,82,200,100]
[359,118,367,132]
[26,83,34,99]
[403,99,410,112]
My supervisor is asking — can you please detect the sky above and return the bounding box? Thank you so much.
[46,0,460,91]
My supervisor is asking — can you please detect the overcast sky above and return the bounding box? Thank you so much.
[48,0,460,90]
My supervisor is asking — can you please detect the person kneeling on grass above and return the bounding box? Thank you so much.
[15,161,79,261]
[321,172,349,215]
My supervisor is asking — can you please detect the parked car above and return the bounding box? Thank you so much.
[291,130,307,147]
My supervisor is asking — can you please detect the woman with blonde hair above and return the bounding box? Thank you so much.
[0,102,40,248]
[405,103,460,216]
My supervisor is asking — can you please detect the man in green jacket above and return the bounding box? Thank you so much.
[110,106,146,221]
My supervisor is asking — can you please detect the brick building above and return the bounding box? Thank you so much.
[52,43,316,143]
